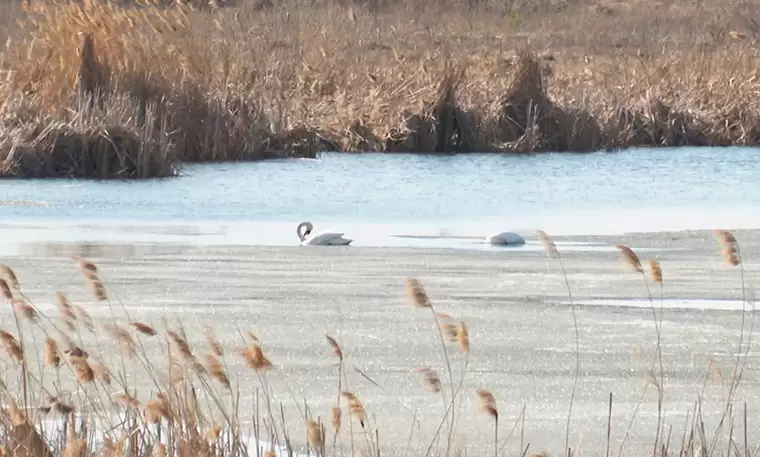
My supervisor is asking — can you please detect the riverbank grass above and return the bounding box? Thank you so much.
[0,0,759,178]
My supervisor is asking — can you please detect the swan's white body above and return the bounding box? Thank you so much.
[485,231,526,246]
[297,222,353,246]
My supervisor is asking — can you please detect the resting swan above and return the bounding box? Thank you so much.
[484,231,526,246]
[297,222,353,246]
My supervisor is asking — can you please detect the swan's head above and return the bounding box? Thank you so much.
[297,222,314,241]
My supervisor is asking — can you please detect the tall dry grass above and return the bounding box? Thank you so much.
[0,229,754,457]
[0,0,759,178]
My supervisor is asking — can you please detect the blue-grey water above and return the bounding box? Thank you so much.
[1,148,760,251]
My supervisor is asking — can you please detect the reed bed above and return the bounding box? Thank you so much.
[0,0,759,178]
[0,229,754,456]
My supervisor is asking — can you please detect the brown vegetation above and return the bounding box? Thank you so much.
[0,230,752,456]
[0,0,759,178]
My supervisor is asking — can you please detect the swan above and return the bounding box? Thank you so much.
[484,231,526,246]
[297,221,353,246]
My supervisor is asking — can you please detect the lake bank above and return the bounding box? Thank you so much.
[0,228,756,455]
[0,0,759,178]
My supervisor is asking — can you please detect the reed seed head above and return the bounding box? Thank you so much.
[115,393,141,410]
[129,321,157,336]
[415,367,442,393]
[615,245,643,273]
[203,325,223,356]
[103,324,137,359]
[648,259,663,284]
[144,393,171,424]
[457,321,470,353]
[0,279,12,300]
[167,330,205,373]
[340,392,366,427]
[205,353,231,389]
[306,419,324,454]
[0,265,19,289]
[56,292,77,331]
[714,230,740,266]
[475,388,498,420]
[91,362,111,385]
[238,344,273,371]
[536,230,559,258]
[331,406,341,433]
[12,299,38,322]
[44,338,61,368]
[405,277,431,308]
[0,329,24,363]
[69,355,95,383]
[325,334,343,361]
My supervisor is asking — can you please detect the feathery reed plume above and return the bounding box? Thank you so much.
[44,338,61,368]
[204,353,230,389]
[129,321,157,336]
[0,279,12,300]
[63,344,89,359]
[536,229,559,258]
[331,406,342,434]
[615,245,643,273]
[103,324,137,359]
[475,388,498,419]
[73,256,98,275]
[54,401,75,415]
[415,367,442,393]
[0,265,19,289]
[88,280,108,302]
[167,330,205,373]
[714,229,741,266]
[648,259,663,284]
[12,299,38,322]
[91,362,111,385]
[144,394,171,424]
[115,393,141,410]
[0,329,24,362]
[476,388,499,457]
[457,321,470,353]
[56,292,77,331]
[326,334,343,361]
[69,356,95,383]
[73,305,94,332]
[4,393,26,425]
[405,277,431,308]
[154,443,167,457]
[306,419,325,455]
[246,331,260,343]
[238,344,273,371]
[63,426,87,457]
[340,392,366,427]
[264,452,277,457]
[203,326,223,356]
[439,321,458,343]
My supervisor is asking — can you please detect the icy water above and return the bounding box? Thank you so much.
[1,147,760,252]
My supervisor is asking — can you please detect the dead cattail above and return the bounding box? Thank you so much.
[331,406,341,434]
[238,344,273,371]
[536,230,559,258]
[0,329,24,362]
[457,321,470,353]
[0,265,19,289]
[203,326,223,356]
[12,299,38,322]
[405,277,431,308]
[205,353,230,389]
[306,419,324,454]
[615,245,643,273]
[44,338,61,368]
[69,356,95,383]
[56,292,77,331]
[648,259,663,284]
[415,367,442,393]
[0,279,12,300]
[714,230,740,266]
[325,334,343,361]
[475,388,498,419]
[129,321,157,336]
[340,392,366,427]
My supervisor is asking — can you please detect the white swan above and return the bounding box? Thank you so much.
[297,222,353,246]
[484,231,526,246]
